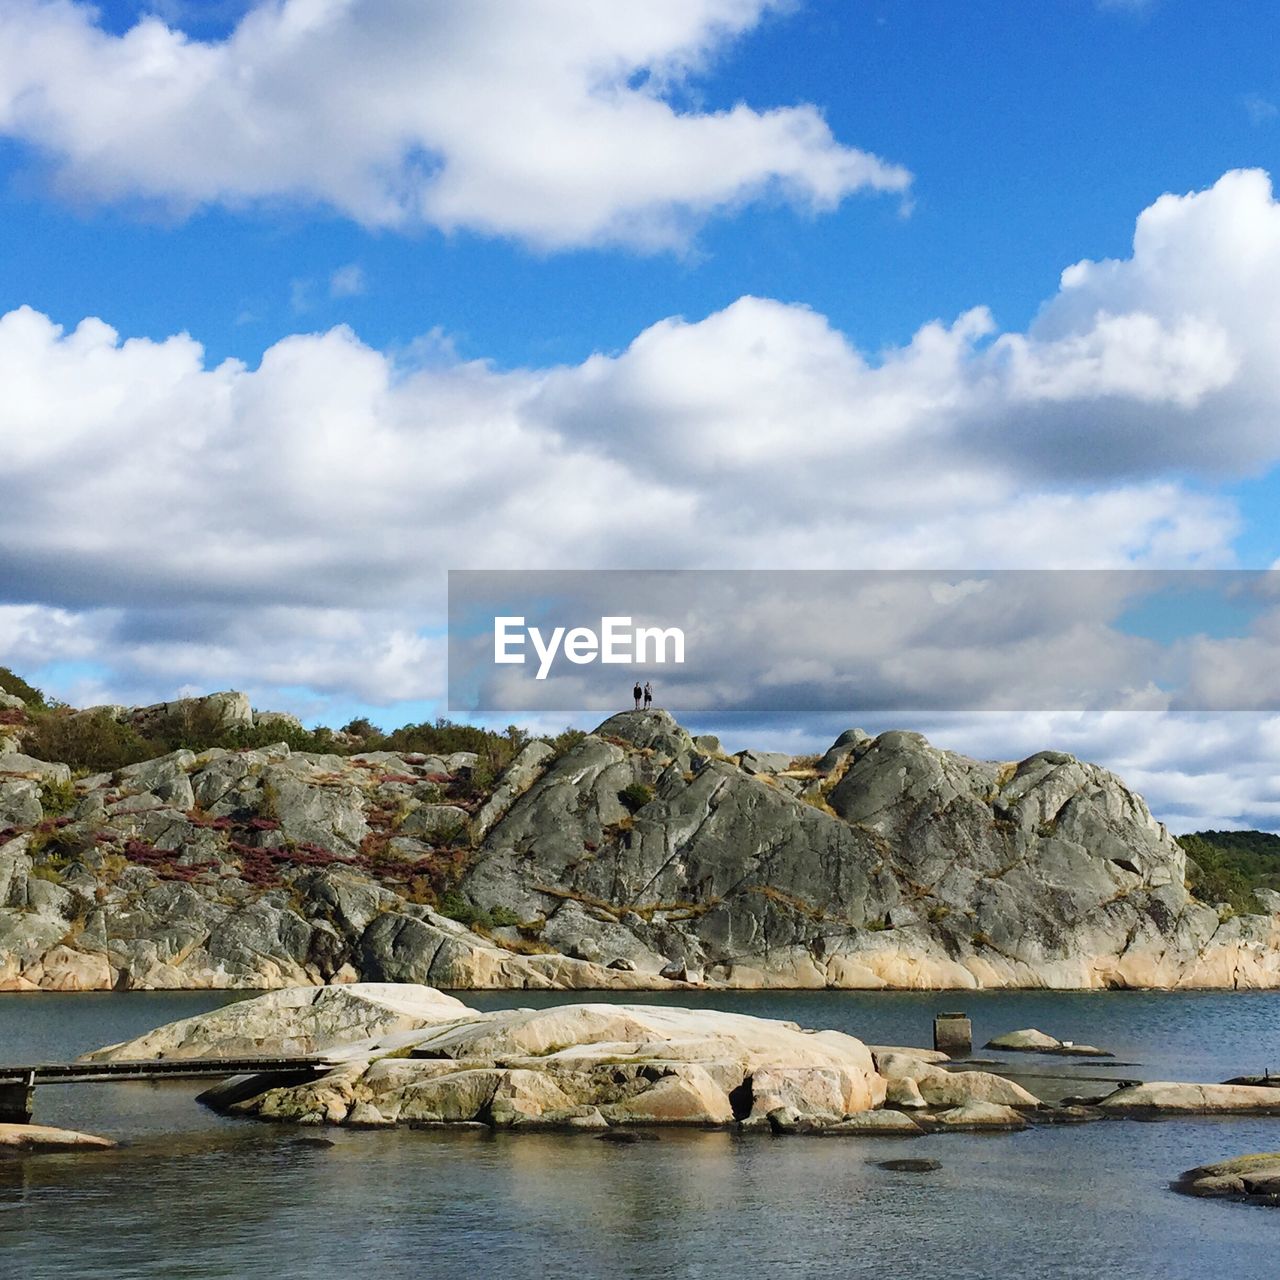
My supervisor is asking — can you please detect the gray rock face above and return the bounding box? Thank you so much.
[464,715,1279,991]
[398,805,470,840]
[0,753,72,785]
[262,765,370,851]
[129,691,253,737]
[594,709,695,761]
[0,778,42,828]
[117,753,196,810]
[471,741,555,842]
[737,749,793,775]
[254,710,304,733]
[0,706,1277,992]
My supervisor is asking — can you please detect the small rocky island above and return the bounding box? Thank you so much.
[73,984,1280,1137]
[3,688,1280,992]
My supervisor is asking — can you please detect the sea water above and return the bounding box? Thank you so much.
[1,988,1278,1279]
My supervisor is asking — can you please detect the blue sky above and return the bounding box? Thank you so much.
[5,0,1280,828]
[4,1,1277,373]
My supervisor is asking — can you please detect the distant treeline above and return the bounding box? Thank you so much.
[1,665,584,779]
[1178,829,1280,914]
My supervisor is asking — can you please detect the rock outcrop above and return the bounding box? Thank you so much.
[2,706,1279,990]
[185,994,890,1132]
[1174,1153,1280,1204]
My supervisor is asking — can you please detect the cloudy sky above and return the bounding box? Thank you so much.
[4,0,1280,830]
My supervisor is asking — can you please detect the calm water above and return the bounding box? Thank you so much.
[2,988,1279,1279]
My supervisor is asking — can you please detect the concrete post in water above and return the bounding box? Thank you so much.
[0,1072,35,1124]
[934,1012,972,1056]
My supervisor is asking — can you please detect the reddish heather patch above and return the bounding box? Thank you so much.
[187,814,235,830]
[120,839,218,883]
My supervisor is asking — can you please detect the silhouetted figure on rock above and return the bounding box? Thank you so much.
[633,681,642,710]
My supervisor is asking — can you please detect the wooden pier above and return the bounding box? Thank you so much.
[0,1056,331,1124]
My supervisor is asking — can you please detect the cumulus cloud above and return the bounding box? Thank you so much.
[7,169,1280,822]
[0,0,910,248]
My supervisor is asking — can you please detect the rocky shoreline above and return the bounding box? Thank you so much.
[3,694,1279,992]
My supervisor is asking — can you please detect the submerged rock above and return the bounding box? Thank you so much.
[822,1111,925,1136]
[985,1029,1061,1051]
[0,1123,115,1153]
[985,1028,1112,1057]
[924,1103,1029,1132]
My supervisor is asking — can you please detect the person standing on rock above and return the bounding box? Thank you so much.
[633,681,642,710]
[643,681,653,710]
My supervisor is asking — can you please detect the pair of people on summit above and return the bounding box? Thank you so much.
[632,681,653,710]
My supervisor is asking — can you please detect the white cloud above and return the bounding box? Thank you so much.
[1094,0,1157,12]
[0,0,910,249]
[1244,93,1279,126]
[329,264,366,299]
[8,169,1280,822]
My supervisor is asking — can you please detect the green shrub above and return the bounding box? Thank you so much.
[618,782,655,813]
[25,711,160,773]
[173,718,338,756]
[382,718,528,768]
[435,892,522,931]
[0,666,46,709]
[437,890,488,927]
[451,758,498,803]
[38,777,77,816]
[342,717,383,740]
[550,727,587,757]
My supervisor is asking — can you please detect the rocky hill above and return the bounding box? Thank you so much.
[1,693,1277,992]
